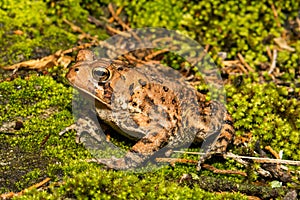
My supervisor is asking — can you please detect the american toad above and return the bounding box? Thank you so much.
[63,49,234,170]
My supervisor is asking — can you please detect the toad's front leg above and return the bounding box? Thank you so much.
[59,116,107,147]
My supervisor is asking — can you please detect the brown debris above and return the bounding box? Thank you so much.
[1,50,70,70]
[0,178,51,199]
[273,37,295,52]
[108,3,130,31]
[237,53,254,72]
[265,146,280,160]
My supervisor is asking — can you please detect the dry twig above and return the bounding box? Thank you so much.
[108,3,130,30]
[173,151,300,166]
[156,157,247,176]
[108,6,123,23]
[271,3,281,28]
[265,146,280,159]
[105,24,131,37]
[144,49,169,60]
[237,53,254,72]
[268,49,277,74]
[266,46,273,61]
[202,164,247,176]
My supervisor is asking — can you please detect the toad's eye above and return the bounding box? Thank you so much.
[92,67,111,83]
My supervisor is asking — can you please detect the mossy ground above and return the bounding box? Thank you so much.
[0,0,299,199]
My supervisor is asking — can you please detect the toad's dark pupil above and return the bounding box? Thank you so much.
[92,68,110,82]
[94,69,107,77]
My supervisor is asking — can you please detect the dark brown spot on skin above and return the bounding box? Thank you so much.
[166,115,171,121]
[158,140,168,149]
[130,149,139,154]
[132,102,137,107]
[185,120,189,127]
[161,97,165,102]
[104,83,110,89]
[129,83,134,91]
[138,79,147,87]
[139,105,145,111]
[145,95,154,104]
[153,105,159,112]
[146,119,151,123]
[103,83,113,100]
[117,66,124,71]
[163,86,169,92]
[224,128,234,135]
[224,120,234,126]
[172,99,177,104]
[141,138,152,144]
[151,132,158,137]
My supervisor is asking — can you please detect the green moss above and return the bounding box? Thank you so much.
[179,0,299,74]
[226,74,300,160]
[0,0,108,66]
[0,75,71,122]
[116,0,186,29]
[16,166,248,200]
[0,75,78,193]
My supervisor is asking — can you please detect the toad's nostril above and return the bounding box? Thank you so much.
[74,68,79,72]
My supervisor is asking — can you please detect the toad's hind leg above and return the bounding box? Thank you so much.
[92,129,173,170]
[196,100,235,170]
